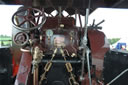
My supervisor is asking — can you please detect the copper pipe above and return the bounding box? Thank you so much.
[33,68,38,85]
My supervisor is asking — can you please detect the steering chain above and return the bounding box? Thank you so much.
[39,47,79,85]
[39,48,57,85]
[60,48,79,85]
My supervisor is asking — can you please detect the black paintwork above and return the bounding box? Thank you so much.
[0,47,12,85]
[103,50,128,85]
[38,55,88,85]
[1,0,126,15]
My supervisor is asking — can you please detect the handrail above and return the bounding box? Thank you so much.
[107,68,128,85]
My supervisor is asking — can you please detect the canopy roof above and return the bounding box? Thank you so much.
[1,0,128,15]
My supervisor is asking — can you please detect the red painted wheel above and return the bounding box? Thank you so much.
[12,7,46,31]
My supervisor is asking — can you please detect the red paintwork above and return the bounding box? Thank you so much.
[88,29,110,59]
[11,47,21,77]
[88,29,110,79]
[42,17,75,28]
[15,52,32,85]
[12,57,19,77]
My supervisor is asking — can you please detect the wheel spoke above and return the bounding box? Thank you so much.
[18,20,27,27]
[12,7,45,31]
[30,20,38,26]
[16,14,25,18]
[27,8,32,15]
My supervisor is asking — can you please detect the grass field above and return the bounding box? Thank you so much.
[0,36,12,46]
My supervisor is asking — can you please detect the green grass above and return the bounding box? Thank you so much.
[0,36,12,46]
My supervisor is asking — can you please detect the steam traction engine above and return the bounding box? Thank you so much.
[12,5,109,85]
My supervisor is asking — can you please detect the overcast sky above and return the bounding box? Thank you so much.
[88,8,128,39]
[0,5,128,39]
[0,5,21,36]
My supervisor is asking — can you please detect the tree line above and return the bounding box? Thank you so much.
[0,35,11,38]
[108,38,120,45]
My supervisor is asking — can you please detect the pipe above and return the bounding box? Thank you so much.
[86,47,92,85]
[107,68,128,85]
[78,12,82,28]
[80,49,86,81]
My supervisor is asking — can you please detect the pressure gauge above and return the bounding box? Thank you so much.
[46,29,53,37]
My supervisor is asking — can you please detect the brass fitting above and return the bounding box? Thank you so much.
[71,53,76,57]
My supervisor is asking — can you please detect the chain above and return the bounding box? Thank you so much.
[60,48,79,85]
[39,48,58,85]
[69,73,79,85]
[39,48,79,85]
